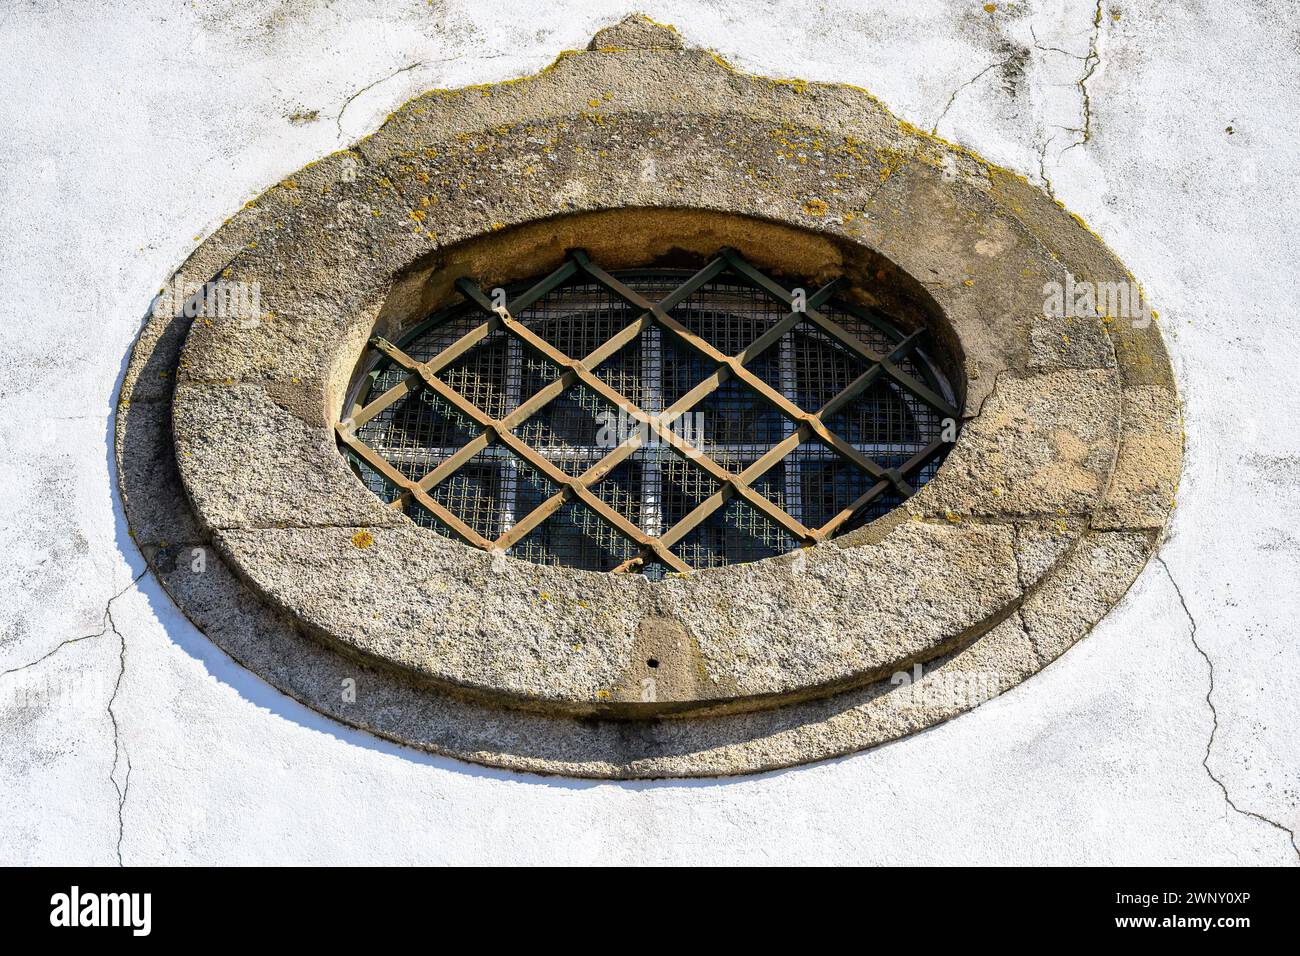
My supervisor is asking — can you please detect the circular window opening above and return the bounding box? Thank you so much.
[340,247,961,575]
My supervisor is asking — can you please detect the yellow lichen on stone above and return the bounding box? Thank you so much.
[769,77,809,94]
[351,530,374,549]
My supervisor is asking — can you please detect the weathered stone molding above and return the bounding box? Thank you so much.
[116,15,1180,777]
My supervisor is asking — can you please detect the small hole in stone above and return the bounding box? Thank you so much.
[647,658,659,669]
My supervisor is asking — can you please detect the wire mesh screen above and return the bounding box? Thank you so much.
[340,250,961,574]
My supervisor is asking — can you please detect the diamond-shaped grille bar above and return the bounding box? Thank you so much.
[338,249,960,573]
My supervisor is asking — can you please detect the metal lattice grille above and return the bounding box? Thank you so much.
[338,249,961,574]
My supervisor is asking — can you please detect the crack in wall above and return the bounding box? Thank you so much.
[931,59,1009,135]
[1035,132,1059,200]
[107,601,131,868]
[0,622,107,680]
[1030,1,1105,192]
[1061,0,1103,153]
[0,573,142,679]
[969,365,1014,420]
[334,51,515,141]
[1030,24,1084,60]
[1157,555,1300,862]
[335,61,425,139]
[0,569,144,866]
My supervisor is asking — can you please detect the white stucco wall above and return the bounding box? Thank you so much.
[2,0,1296,864]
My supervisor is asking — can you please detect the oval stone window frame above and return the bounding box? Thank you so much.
[116,16,1181,777]
[340,251,964,575]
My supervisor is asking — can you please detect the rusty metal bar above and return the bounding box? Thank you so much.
[335,424,495,550]
[350,314,509,430]
[368,336,691,573]
[817,328,925,419]
[573,252,895,486]
[342,249,958,573]
[816,437,947,537]
[719,248,959,419]
[456,274,817,546]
